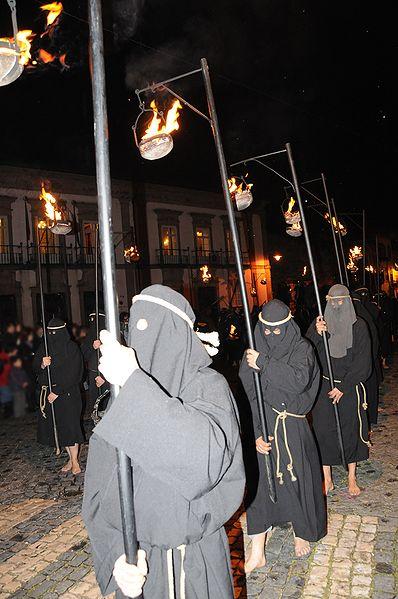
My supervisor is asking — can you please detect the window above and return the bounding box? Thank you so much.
[195,227,211,253]
[83,222,97,256]
[161,225,178,254]
[0,216,8,252]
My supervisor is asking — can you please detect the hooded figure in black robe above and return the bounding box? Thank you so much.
[81,312,109,415]
[239,300,326,549]
[352,290,381,425]
[306,285,372,468]
[33,318,84,447]
[82,285,245,599]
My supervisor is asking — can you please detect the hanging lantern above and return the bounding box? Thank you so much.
[228,175,254,211]
[286,222,303,237]
[0,2,32,87]
[324,213,347,236]
[200,265,212,283]
[283,197,301,224]
[133,99,182,160]
[124,245,140,263]
[39,183,72,235]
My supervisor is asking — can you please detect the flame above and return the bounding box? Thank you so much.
[229,324,236,336]
[365,265,375,273]
[287,197,295,212]
[325,212,346,233]
[38,220,47,229]
[302,266,307,276]
[350,246,363,259]
[200,265,212,283]
[39,49,56,64]
[124,245,140,262]
[39,184,62,222]
[59,53,68,68]
[228,177,253,196]
[291,222,302,232]
[142,99,182,140]
[0,30,35,66]
[40,2,63,27]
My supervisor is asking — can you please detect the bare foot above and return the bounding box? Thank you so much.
[294,537,311,557]
[71,462,81,475]
[323,479,335,495]
[244,553,266,574]
[61,460,72,473]
[348,479,362,497]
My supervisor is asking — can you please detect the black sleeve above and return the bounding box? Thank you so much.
[239,357,262,437]
[94,369,239,502]
[261,342,319,400]
[305,318,323,347]
[339,319,372,393]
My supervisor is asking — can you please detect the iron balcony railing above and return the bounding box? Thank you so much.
[156,248,250,267]
[0,244,24,265]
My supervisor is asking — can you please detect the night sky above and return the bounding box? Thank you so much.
[0,1,395,241]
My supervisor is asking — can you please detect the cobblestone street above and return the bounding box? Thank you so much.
[0,365,397,599]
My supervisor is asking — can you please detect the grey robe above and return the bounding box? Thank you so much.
[82,362,244,598]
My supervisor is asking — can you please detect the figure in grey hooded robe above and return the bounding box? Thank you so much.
[82,285,245,599]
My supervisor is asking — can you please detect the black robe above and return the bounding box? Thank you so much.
[82,367,245,599]
[81,318,109,415]
[352,298,381,424]
[306,317,372,465]
[33,338,84,447]
[239,321,326,542]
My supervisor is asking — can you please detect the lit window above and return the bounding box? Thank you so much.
[161,226,178,253]
[196,227,210,253]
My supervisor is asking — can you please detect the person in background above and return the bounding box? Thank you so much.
[81,312,109,417]
[307,284,372,497]
[33,318,84,474]
[0,344,13,418]
[9,355,30,418]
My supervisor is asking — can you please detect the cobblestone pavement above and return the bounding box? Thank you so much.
[0,365,397,598]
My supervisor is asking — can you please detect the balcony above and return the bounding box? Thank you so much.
[155,248,250,267]
[0,244,24,266]
[0,244,125,268]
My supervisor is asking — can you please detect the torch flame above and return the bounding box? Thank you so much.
[0,30,35,66]
[40,2,63,27]
[39,49,56,64]
[39,184,62,222]
[288,197,295,213]
[228,177,253,196]
[142,99,182,140]
[200,265,212,283]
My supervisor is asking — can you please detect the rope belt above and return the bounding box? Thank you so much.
[272,408,306,485]
[322,376,371,447]
[356,382,371,448]
[166,544,186,599]
[39,385,48,418]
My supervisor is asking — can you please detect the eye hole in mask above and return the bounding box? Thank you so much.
[264,328,271,336]
[273,327,281,335]
[136,318,148,331]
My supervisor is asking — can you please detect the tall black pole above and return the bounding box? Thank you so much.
[88,0,138,571]
[362,210,366,287]
[286,144,347,469]
[36,227,60,455]
[95,224,100,352]
[331,198,349,287]
[201,58,276,503]
[321,174,343,284]
[375,235,380,307]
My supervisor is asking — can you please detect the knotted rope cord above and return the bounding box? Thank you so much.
[39,385,48,418]
[166,545,186,599]
[272,408,306,485]
[356,382,371,447]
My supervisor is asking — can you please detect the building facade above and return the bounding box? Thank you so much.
[0,166,271,327]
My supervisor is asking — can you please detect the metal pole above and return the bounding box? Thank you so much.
[286,144,347,469]
[36,227,60,455]
[201,58,276,502]
[376,235,380,307]
[362,210,366,287]
[321,174,343,284]
[331,198,349,287]
[88,0,138,571]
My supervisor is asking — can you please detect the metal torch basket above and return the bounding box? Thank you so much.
[132,104,173,161]
[0,39,22,86]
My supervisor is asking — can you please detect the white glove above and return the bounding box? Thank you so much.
[113,550,147,598]
[98,330,138,387]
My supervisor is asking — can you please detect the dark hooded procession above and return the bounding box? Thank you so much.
[0,2,396,598]
[21,277,385,598]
